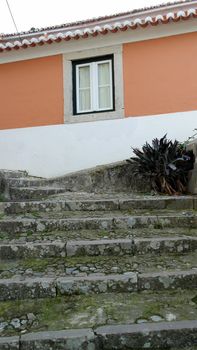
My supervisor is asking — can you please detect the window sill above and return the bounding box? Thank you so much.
[64,110,124,124]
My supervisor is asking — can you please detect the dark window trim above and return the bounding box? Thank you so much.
[72,54,115,116]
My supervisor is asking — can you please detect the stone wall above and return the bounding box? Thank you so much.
[47,161,151,193]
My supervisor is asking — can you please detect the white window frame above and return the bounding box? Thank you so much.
[76,63,93,114]
[75,58,113,115]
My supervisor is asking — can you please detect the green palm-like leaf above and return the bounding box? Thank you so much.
[127,135,194,194]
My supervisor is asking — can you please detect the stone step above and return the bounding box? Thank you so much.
[0,269,196,301]
[3,196,196,214]
[7,177,45,188]
[0,170,28,179]
[9,186,66,200]
[96,321,197,349]
[0,251,196,279]
[1,323,197,350]
[66,236,197,256]
[4,209,195,220]
[0,290,196,342]
[0,328,197,350]
[0,237,196,260]
[1,227,196,243]
[0,213,197,234]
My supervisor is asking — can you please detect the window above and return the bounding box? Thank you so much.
[73,55,114,115]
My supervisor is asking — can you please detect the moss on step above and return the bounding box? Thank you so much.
[5,208,197,220]
[0,290,196,337]
[0,226,196,243]
[0,194,6,202]
[0,250,196,280]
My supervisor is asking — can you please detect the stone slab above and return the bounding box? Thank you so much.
[138,270,197,291]
[21,328,96,350]
[0,277,56,301]
[9,187,66,200]
[96,320,197,349]
[0,336,20,350]
[119,196,194,211]
[1,214,197,234]
[46,161,151,193]
[57,273,138,295]
[4,196,195,215]
[0,242,66,260]
[134,237,197,254]
[66,239,134,257]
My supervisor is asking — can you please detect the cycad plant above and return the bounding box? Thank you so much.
[127,135,194,195]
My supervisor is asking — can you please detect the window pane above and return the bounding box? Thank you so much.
[79,89,91,111]
[99,86,111,109]
[79,66,90,89]
[98,62,110,86]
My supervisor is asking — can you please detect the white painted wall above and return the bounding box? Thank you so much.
[0,111,196,178]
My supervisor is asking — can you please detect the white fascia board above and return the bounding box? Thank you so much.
[0,18,197,64]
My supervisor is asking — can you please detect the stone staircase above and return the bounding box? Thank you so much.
[0,170,197,349]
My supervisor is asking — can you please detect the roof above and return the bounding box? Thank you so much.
[0,0,197,53]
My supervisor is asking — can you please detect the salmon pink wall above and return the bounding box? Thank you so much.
[0,55,64,129]
[123,32,197,117]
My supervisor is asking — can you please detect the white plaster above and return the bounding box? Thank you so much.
[0,111,196,178]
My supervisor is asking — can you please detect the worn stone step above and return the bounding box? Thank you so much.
[3,196,196,214]
[5,209,197,221]
[0,277,56,301]
[0,170,28,179]
[0,213,197,234]
[3,198,117,214]
[7,177,45,188]
[0,269,196,301]
[0,251,196,280]
[1,227,196,243]
[66,237,197,256]
[96,320,197,349]
[1,324,197,350]
[0,237,196,260]
[9,187,66,200]
[0,290,196,343]
[57,270,197,296]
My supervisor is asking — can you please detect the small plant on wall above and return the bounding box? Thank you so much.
[127,134,194,195]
